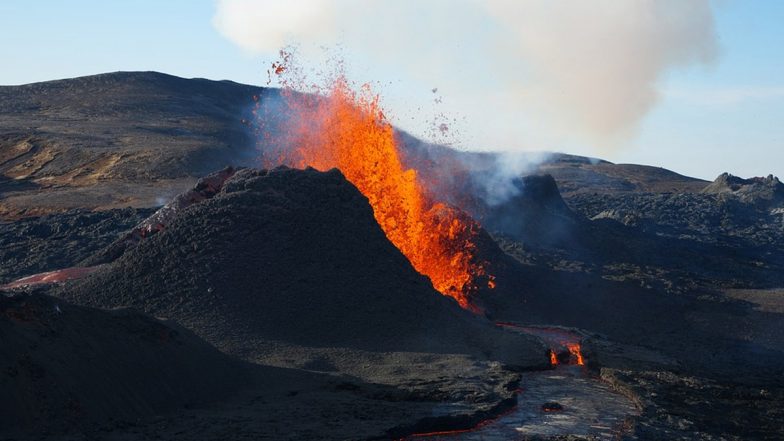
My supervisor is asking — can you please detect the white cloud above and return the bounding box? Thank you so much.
[212,0,719,150]
[212,0,337,53]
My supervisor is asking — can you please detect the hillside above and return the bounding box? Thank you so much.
[0,72,263,217]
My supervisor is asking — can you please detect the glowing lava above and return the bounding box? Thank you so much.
[257,53,493,309]
[567,343,585,366]
[497,322,585,366]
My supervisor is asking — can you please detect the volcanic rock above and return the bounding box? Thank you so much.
[474,174,582,248]
[702,172,784,206]
[4,290,527,440]
[58,166,546,368]
[602,369,784,439]
[0,291,244,437]
[0,207,154,284]
[82,166,238,266]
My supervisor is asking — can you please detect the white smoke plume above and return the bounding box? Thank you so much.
[213,0,718,151]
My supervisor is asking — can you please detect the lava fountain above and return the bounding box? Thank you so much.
[255,52,493,310]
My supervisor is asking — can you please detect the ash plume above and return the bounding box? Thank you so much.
[213,0,719,150]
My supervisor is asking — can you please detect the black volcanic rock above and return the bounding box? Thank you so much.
[82,167,238,266]
[5,290,525,441]
[0,291,244,437]
[0,207,154,284]
[58,166,545,368]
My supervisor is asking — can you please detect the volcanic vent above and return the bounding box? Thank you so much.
[255,58,493,310]
[58,167,545,367]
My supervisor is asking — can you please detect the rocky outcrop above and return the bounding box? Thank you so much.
[702,172,784,206]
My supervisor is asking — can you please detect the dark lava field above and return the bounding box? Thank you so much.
[1,72,783,440]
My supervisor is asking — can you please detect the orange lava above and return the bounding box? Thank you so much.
[496,322,585,366]
[567,343,585,365]
[258,54,493,309]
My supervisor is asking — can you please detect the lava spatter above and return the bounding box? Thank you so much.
[256,51,493,309]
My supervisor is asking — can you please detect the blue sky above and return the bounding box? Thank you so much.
[0,1,781,180]
[619,1,784,179]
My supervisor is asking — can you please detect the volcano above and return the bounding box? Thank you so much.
[58,166,545,366]
[2,72,784,440]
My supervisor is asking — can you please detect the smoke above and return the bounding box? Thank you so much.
[483,1,718,142]
[475,151,554,206]
[213,0,718,151]
[212,0,337,54]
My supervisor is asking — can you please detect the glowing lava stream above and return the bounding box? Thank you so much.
[257,59,493,310]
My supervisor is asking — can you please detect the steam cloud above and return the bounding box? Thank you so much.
[213,0,718,150]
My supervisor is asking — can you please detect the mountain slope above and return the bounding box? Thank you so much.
[1,72,708,219]
[0,71,264,217]
[58,166,545,367]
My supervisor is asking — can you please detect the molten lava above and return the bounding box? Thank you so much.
[258,54,493,309]
[567,343,585,366]
[497,323,585,366]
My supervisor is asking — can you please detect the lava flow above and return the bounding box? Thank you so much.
[497,322,585,366]
[566,342,585,365]
[256,52,493,309]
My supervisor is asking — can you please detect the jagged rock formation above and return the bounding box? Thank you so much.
[702,172,784,206]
